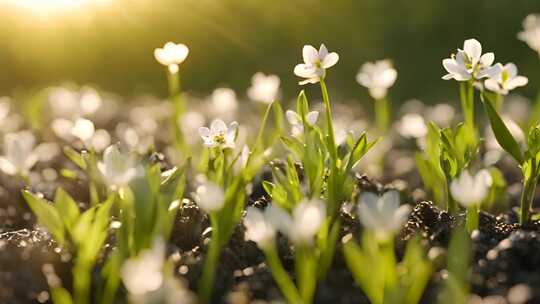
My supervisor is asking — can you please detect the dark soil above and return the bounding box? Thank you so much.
[2,171,540,304]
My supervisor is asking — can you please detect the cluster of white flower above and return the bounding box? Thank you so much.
[243,199,326,248]
[442,38,528,95]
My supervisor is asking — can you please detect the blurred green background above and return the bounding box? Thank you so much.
[0,0,538,104]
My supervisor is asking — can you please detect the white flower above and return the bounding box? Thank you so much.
[247,72,280,104]
[154,42,189,73]
[211,88,238,116]
[450,170,492,207]
[286,109,319,137]
[398,113,427,139]
[0,131,38,176]
[356,60,397,99]
[97,145,138,189]
[195,182,225,213]
[294,44,339,85]
[243,206,276,250]
[198,119,238,149]
[518,14,540,57]
[484,63,528,95]
[357,191,411,241]
[71,118,95,143]
[121,240,165,296]
[266,199,326,245]
[442,39,501,81]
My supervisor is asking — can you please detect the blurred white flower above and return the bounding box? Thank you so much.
[211,88,238,117]
[356,60,397,100]
[154,42,189,74]
[97,145,138,189]
[91,129,112,152]
[426,103,455,127]
[179,111,206,145]
[286,109,319,137]
[518,14,540,57]
[195,182,225,213]
[450,170,492,207]
[48,86,103,119]
[294,44,339,85]
[121,240,165,296]
[247,72,280,104]
[484,63,528,95]
[243,206,276,250]
[265,199,326,245]
[358,191,411,241]
[442,39,501,81]
[0,98,10,121]
[198,119,238,149]
[71,118,95,144]
[79,87,103,115]
[398,113,427,139]
[0,131,38,176]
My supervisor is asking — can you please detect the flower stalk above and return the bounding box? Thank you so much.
[264,245,302,304]
[459,80,475,131]
[466,205,479,233]
[319,78,338,162]
[167,69,185,151]
[375,97,390,134]
[198,217,221,304]
[520,175,537,226]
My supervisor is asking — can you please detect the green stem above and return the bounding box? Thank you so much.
[374,98,390,134]
[519,176,537,226]
[466,205,479,233]
[198,226,221,304]
[264,245,302,304]
[380,239,397,293]
[447,183,459,214]
[167,69,186,153]
[73,261,91,304]
[319,79,338,162]
[459,81,475,131]
[295,245,317,304]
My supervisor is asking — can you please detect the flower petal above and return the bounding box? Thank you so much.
[321,52,339,69]
[210,119,227,134]
[306,111,319,126]
[302,45,319,64]
[464,38,482,62]
[286,110,301,125]
[294,64,317,78]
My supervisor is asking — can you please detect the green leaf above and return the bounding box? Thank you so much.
[49,287,74,304]
[482,96,523,163]
[63,146,86,169]
[22,190,65,245]
[54,188,80,233]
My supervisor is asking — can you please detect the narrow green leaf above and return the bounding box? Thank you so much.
[22,190,65,245]
[483,96,523,163]
[54,188,80,232]
[63,146,86,169]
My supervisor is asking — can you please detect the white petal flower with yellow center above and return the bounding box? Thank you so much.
[357,191,411,241]
[247,72,281,104]
[198,119,238,149]
[286,109,319,137]
[442,39,501,81]
[154,42,189,74]
[0,131,38,176]
[243,206,277,250]
[294,44,339,85]
[518,14,540,57]
[265,199,326,245]
[356,60,397,100]
[195,182,225,213]
[484,63,528,95]
[450,170,492,207]
[97,145,139,190]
